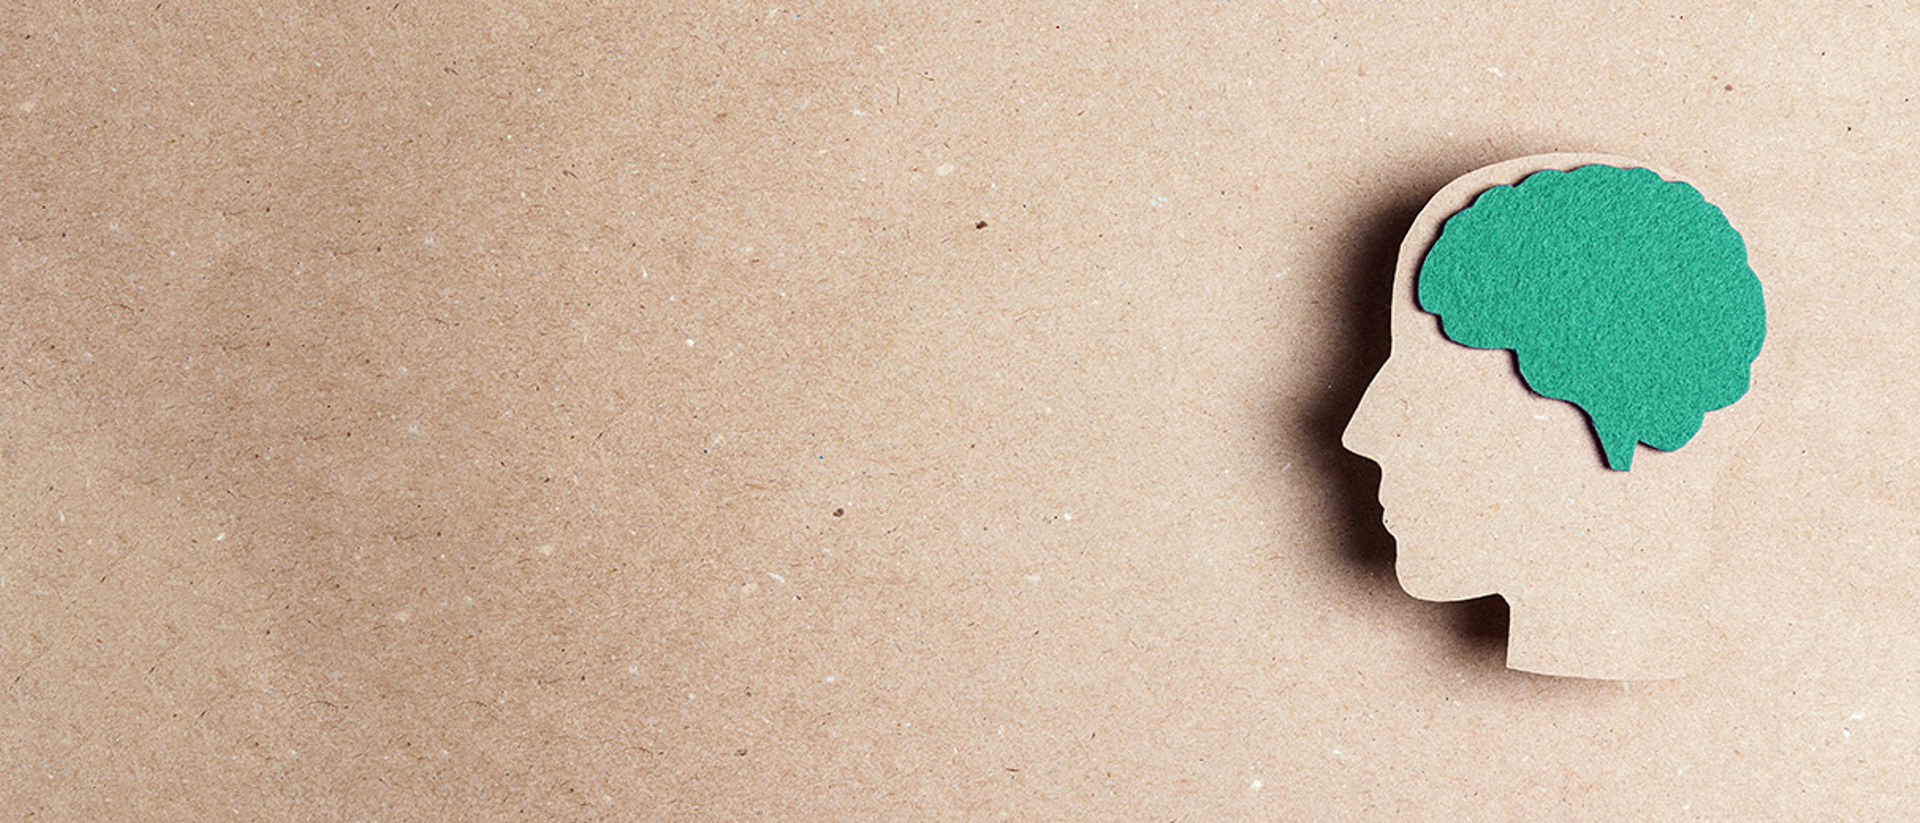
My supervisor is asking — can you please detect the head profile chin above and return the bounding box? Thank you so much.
[1395,558,1498,604]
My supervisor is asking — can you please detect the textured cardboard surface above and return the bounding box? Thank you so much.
[5,2,1920,819]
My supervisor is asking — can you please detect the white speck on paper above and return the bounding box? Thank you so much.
[1487,66,1504,77]
[935,163,956,177]
[1249,779,1263,791]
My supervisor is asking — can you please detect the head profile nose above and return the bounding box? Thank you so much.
[1342,358,1397,461]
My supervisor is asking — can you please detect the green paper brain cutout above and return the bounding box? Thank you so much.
[1418,164,1766,471]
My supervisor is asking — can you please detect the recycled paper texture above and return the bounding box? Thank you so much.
[7,3,1920,820]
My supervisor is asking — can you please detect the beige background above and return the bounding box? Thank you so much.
[3,2,1918,819]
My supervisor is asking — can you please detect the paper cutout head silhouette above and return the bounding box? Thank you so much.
[1343,154,1768,680]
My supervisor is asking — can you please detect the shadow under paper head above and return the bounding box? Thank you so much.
[1418,164,1766,471]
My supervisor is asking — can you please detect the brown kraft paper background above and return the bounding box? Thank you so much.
[2,2,1917,820]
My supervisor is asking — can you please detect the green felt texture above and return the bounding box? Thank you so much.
[1418,164,1766,471]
